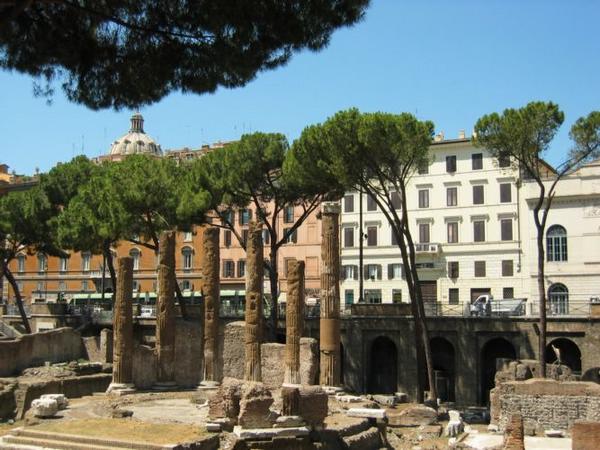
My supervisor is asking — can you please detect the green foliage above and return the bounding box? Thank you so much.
[0,0,370,109]
[569,111,600,166]
[39,155,98,207]
[473,101,565,177]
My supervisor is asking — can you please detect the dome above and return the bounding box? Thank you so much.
[109,113,162,156]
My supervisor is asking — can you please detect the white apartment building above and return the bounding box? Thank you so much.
[340,135,524,310]
[338,135,600,315]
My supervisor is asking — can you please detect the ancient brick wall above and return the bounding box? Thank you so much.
[0,327,84,376]
[491,379,600,431]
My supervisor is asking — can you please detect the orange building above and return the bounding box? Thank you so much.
[2,114,323,307]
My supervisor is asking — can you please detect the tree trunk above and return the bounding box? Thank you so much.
[3,266,31,334]
[268,242,279,341]
[103,243,117,299]
[536,226,547,378]
[174,282,188,320]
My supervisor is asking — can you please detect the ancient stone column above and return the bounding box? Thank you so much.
[284,259,305,386]
[154,230,177,389]
[244,222,263,382]
[202,227,220,384]
[319,202,342,388]
[107,257,135,394]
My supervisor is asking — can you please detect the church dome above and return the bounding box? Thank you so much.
[109,113,162,156]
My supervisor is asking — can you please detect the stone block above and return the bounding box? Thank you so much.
[274,415,305,428]
[346,408,386,419]
[30,398,58,418]
[572,421,600,450]
[544,429,565,438]
[298,386,328,427]
[206,422,221,432]
[233,425,310,439]
[336,394,363,403]
[238,382,274,428]
[389,405,436,427]
[40,394,68,410]
[394,392,408,403]
[445,420,463,437]
[372,394,396,406]
[448,410,461,422]
[208,377,242,421]
[342,426,382,450]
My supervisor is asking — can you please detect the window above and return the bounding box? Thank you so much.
[82,252,91,272]
[182,247,193,270]
[223,260,235,278]
[472,153,483,170]
[448,261,459,279]
[343,194,354,213]
[392,289,402,304]
[391,229,398,246]
[58,280,66,292]
[364,264,382,280]
[183,231,193,242]
[17,254,25,273]
[474,261,486,277]
[37,254,47,272]
[447,222,459,243]
[221,210,234,226]
[181,280,191,291]
[129,249,140,271]
[547,225,568,262]
[473,185,484,205]
[388,263,403,280]
[343,227,354,248]
[81,280,88,291]
[224,230,232,247]
[502,260,514,277]
[237,260,246,278]
[239,209,251,226]
[473,220,485,242]
[500,183,512,203]
[446,155,457,173]
[59,257,68,273]
[367,226,377,246]
[241,229,249,246]
[418,189,429,208]
[367,194,377,211]
[391,191,401,210]
[418,161,429,174]
[262,229,270,245]
[549,283,569,315]
[449,288,459,304]
[132,280,139,292]
[283,227,298,244]
[419,223,430,243]
[503,287,514,299]
[447,187,457,206]
[345,290,354,307]
[284,205,294,223]
[501,219,513,241]
[36,281,45,293]
[364,289,382,304]
[498,151,510,167]
[341,265,358,280]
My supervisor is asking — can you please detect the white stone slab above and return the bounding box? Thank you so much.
[40,394,68,410]
[233,425,310,439]
[346,408,386,419]
[31,398,58,417]
[336,394,363,403]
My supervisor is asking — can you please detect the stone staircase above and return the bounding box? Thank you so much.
[0,428,170,450]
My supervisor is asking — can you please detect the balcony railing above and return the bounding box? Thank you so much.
[414,243,440,254]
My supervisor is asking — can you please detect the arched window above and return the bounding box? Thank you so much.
[182,247,193,270]
[549,283,569,315]
[547,225,567,262]
[129,248,141,271]
[37,254,47,272]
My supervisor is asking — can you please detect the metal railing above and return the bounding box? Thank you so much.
[527,298,593,317]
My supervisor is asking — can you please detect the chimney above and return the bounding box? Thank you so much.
[458,129,466,139]
[434,131,444,142]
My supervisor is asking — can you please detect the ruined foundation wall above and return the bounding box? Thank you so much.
[491,379,600,431]
[0,328,84,377]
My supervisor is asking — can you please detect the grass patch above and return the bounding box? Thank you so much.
[33,419,207,445]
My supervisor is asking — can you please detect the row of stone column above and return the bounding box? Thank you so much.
[108,202,343,392]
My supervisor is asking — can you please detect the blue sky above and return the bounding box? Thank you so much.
[1,0,599,175]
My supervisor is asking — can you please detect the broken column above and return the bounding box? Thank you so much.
[244,221,263,382]
[319,202,342,388]
[107,257,135,394]
[154,230,177,389]
[284,259,305,386]
[202,227,220,385]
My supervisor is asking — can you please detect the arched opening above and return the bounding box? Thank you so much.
[181,246,193,270]
[367,336,397,394]
[428,337,456,403]
[480,337,516,405]
[545,338,581,374]
[546,225,568,262]
[548,283,569,315]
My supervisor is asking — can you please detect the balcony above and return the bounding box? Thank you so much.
[414,243,441,254]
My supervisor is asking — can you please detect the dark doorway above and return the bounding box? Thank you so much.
[419,281,437,303]
[480,337,516,405]
[545,338,582,374]
[367,336,398,394]
[428,337,456,402]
